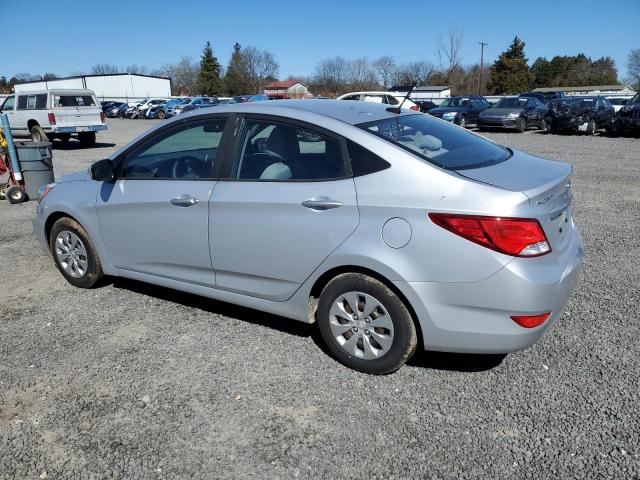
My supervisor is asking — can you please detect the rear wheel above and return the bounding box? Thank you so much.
[30,125,47,142]
[49,217,103,288]
[78,132,96,147]
[6,185,27,204]
[57,133,71,142]
[316,273,418,374]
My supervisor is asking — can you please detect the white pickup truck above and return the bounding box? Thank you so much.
[0,89,107,147]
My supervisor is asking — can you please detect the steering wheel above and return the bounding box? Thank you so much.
[171,156,202,179]
[262,149,284,163]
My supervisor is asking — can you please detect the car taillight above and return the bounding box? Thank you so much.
[510,312,551,328]
[428,213,551,257]
[410,105,420,111]
[48,113,56,125]
[100,111,105,123]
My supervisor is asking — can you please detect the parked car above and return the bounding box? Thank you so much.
[606,97,630,113]
[106,103,129,118]
[230,95,251,104]
[0,89,106,146]
[615,92,640,134]
[166,98,193,117]
[478,96,547,132]
[426,96,490,127]
[136,99,167,119]
[336,91,420,111]
[168,97,215,116]
[414,100,437,113]
[545,96,615,135]
[124,99,148,119]
[34,100,583,374]
[146,98,186,119]
[100,101,115,113]
[245,94,269,102]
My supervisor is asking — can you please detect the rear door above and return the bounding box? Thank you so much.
[209,115,359,301]
[52,93,103,128]
[96,116,230,285]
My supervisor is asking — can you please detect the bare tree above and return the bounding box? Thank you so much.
[373,56,396,89]
[241,46,279,92]
[314,56,349,95]
[91,64,119,75]
[628,49,640,89]
[347,57,378,90]
[393,61,435,86]
[125,64,148,75]
[437,25,463,80]
[160,56,200,95]
[14,73,41,82]
[41,73,58,81]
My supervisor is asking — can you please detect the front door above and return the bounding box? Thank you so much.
[210,116,359,301]
[96,117,228,286]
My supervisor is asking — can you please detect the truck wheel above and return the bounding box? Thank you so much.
[78,132,96,148]
[30,125,47,142]
[6,186,27,204]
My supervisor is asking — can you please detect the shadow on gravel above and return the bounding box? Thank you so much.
[111,278,508,373]
[408,350,506,372]
[52,141,116,150]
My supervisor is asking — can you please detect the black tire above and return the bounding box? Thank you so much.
[30,125,47,142]
[586,119,596,135]
[156,109,166,120]
[49,217,104,288]
[57,133,71,142]
[6,185,27,204]
[78,132,96,147]
[0,183,6,200]
[538,117,547,131]
[516,117,526,133]
[316,273,418,374]
[457,115,467,128]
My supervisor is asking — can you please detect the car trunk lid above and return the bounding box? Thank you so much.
[455,149,573,250]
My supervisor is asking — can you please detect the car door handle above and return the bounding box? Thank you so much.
[301,197,343,211]
[170,195,199,207]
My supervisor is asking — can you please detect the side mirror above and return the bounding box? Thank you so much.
[90,159,115,181]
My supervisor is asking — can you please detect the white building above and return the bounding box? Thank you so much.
[14,73,172,100]
[391,85,452,100]
[532,84,636,97]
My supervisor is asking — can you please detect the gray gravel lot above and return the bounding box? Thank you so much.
[1,119,639,479]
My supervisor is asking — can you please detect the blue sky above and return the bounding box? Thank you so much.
[2,0,639,80]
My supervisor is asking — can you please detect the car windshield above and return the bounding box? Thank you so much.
[438,97,470,107]
[359,114,510,170]
[494,97,527,109]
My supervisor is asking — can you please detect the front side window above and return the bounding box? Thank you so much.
[119,118,227,179]
[1,95,14,111]
[359,114,510,170]
[234,119,345,181]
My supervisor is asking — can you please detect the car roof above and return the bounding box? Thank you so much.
[178,99,416,126]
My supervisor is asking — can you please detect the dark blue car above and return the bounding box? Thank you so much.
[427,96,490,128]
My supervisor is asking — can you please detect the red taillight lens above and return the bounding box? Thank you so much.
[428,213,551,257]
[510,312,551,328]
[48,113,56,125]
[410,105,420,111]
[100,111,105,123]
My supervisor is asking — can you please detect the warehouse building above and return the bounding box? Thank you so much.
[263,80,309,99]
[14,73,172,101]
[532,84,636,97]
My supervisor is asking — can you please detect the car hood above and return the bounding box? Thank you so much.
[429,107,465,114]
[456,148,571,195]
[57,170,91,183]
[482,108,522,116]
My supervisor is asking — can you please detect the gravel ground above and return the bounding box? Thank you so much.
[1,119,639,479]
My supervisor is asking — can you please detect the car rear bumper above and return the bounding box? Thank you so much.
[395,226,584,353]
[53,125,107,133]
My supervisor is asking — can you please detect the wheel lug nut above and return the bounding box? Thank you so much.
[365,317,371,323]
[365,330,370,335]
[352,314,358,320]
[352,327,358,333]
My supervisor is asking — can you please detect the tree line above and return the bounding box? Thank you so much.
[2,37,638,97]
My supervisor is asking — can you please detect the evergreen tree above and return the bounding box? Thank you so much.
[197,41,224,96]
[488,36,531,94]
[224,42,249,95]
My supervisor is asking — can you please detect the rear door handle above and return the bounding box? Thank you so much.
[170,195,199,207]
[301,197,343,211]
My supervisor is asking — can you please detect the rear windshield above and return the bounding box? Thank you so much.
[358,114,510,170]
[54,95,96,107]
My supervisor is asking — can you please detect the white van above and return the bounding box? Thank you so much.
[0,89,107,147]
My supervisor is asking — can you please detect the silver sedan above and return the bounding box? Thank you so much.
[33,100,583,374]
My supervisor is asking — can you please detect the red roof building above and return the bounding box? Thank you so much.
[263,80,309,99]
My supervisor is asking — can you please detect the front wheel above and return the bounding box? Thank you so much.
[538,117,548,131]
[457,115,467,128]
[516,117,526,133]
[49,217,104,288]
[316,273,418,374]
[586,119,596,135]
[156,109,166,120]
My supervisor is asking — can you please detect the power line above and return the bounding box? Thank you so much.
[478,42,488,95]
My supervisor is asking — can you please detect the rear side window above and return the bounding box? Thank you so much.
[54,95,96,107]
[16,95,46,109]
[347,140,390,177]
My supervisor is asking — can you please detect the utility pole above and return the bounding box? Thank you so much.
[478,42,488,95]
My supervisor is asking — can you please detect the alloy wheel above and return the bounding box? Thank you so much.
[55,230,88,278]
[329,291,394,360]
